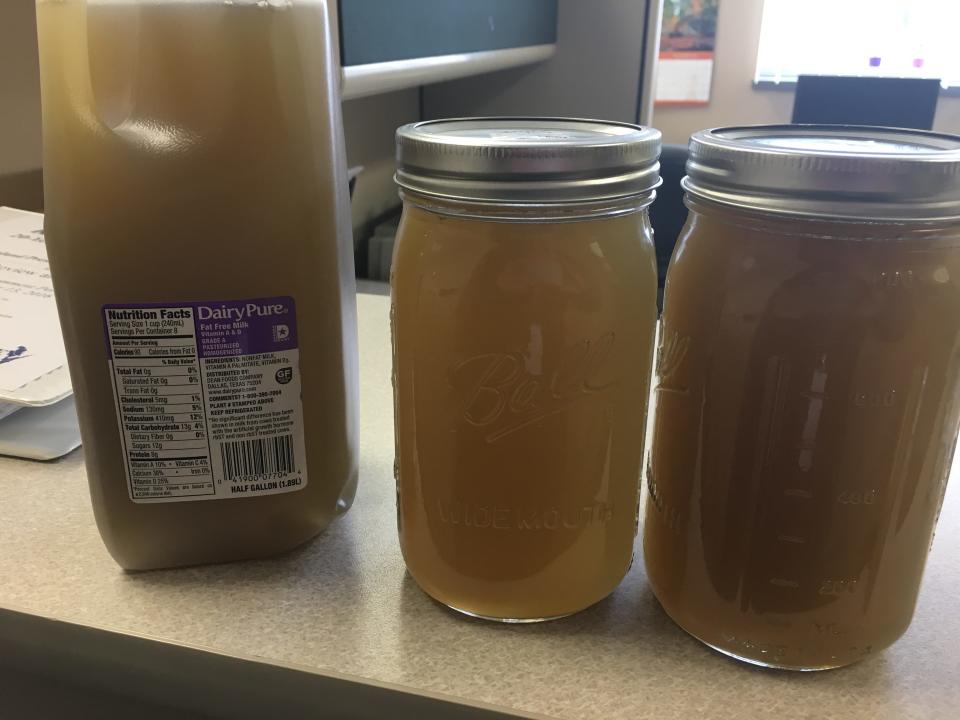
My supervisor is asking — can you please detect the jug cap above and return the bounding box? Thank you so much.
[395,118,662,204]
[684,124,960,221]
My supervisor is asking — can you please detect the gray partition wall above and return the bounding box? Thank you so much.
[421,0,661,125]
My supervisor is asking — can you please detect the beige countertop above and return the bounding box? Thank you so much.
[1,293,959,719]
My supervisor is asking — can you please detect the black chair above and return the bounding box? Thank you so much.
[792,75,940,130]
[649,143,690,311]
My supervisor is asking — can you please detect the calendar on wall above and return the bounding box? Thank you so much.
[655,0,719,106]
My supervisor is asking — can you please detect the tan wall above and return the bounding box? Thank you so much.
[0,0,43,175]
[653,0,960,146]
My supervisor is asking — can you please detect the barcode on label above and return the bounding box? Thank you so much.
[219,435,296,481]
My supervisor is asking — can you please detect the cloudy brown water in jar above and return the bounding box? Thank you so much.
[645,201,960,669]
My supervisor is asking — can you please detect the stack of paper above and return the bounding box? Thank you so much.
[0,207,81,460]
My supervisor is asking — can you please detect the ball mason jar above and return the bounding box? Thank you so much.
[392,118,662,621]
[645,125,960,669]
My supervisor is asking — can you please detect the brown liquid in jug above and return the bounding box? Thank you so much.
[37,0,358,569]
[393,202,658,620]
[645,201,960,668]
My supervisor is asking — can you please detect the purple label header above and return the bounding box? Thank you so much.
[104,297,298,359]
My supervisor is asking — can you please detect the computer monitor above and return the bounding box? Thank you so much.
[792,75,941,130]
[339,0,558,67]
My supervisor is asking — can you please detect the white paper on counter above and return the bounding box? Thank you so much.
[0,207,71,406]
[0,402,20,422]
[0,395,81,461]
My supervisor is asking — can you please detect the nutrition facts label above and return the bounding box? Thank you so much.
[107,307,215,500]
[103,298,308,503]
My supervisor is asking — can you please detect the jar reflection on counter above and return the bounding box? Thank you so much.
[391,118,662,622]
[645,125,960,670]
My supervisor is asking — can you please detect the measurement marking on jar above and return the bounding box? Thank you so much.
[828,645,873,662]
[720,633,788,659]
[769,578,800,588]
[819,579,859,595]
[655,385,689,396]
[777,534,806,544]
[796,355,828,472]
[878,269,915,288]
[837,489,878,505]
[654,330,690,395]
[646,462,681,533]
[815,622,845,636]
[852,390,898,408]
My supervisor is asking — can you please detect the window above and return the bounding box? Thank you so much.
[755,0,960,88]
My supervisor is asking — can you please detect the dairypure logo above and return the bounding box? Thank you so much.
[0,345,29,365]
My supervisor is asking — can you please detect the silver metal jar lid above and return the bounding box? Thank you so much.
[684,125,960,221]
[395,117,662,204]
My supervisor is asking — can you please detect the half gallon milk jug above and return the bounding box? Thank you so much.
[36,0,359,569]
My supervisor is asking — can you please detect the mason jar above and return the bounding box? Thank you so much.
[392,118,662,621]
[645,125,960,669]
